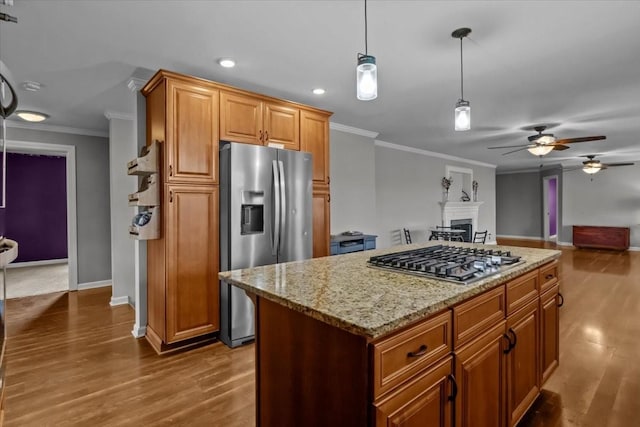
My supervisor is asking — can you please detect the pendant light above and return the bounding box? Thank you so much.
[452,28,471,131]
[356,0,377,101]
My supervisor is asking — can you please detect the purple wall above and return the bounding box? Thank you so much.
[548,177,557,236]
[6,153,68,262]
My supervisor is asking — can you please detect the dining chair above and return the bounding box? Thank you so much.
[403,228,412,244]
[473,230,488,244]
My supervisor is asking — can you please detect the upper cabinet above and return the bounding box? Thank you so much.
[144,74,219,185]
[220,91,301,150]
[301,109,330,185]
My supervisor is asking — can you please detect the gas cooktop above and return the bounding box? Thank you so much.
[367,245,523,285]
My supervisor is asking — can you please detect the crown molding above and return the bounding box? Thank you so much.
[375,139,497,169]
[127,77,147,92]
[104,110,135,121]
[495,168,543,175]
[4,119,108,138]
[329,122,379,139]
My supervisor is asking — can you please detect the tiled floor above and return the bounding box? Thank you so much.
[5,263,68,299]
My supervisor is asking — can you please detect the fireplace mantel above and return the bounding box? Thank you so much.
[439,201,483,234]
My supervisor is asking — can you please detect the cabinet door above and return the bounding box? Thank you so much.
[220,91,263,145]
[264,102,300,150]
[312,186,330,258]
[167,80,218,184]
[540,285,559,385]
[375,356,454,427]
[301,109,330,184]
[454,320,507,427]
[166,184,219,343]
[506,299,540,427]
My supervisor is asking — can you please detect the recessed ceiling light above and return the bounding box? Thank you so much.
[15,110,49,122]
[218,58,236,68]
[312,88,326,95]
[21,81,43,92]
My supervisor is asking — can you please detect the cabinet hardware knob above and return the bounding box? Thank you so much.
[545,274,554,280]
[327,194,331,203]
[169,191,173,203]
[154,139,164,144]
[259,130,263,142]
[503,334,513,354]
[265,130,269,142]
[169,165,173,176]
[328,176,331,185]
[448,374,458,402]
[558,292,564,308]
[407,344,428,358]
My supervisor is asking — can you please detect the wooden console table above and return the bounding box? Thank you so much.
[573,225,630,250]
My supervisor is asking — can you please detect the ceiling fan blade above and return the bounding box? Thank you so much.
[604,162,635,167]
[554,136,606,144]
[487,144,532,149]
[502,147,529,155]
[552,144,570,151]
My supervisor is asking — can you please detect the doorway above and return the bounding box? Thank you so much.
[542,175,558,241]
[5,140,77,297]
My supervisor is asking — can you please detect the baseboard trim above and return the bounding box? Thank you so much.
[78,280,111,291]
[557,241,573,247]
[7,258,68,268]
[496,235,542,241]
[131,324,147,338]
[109,295,130,306]
[630,246,640,252]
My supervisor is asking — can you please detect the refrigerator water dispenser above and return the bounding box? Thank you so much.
[241,191,264,235]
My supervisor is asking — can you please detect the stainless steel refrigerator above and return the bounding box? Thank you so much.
[219,142,313,348]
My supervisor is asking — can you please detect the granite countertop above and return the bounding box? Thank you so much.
[219,243,561,340]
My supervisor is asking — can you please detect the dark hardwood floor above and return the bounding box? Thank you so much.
[4,240,639,426]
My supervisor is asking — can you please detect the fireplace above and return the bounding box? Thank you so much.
[439,201,483,241]
[451,218,472,242]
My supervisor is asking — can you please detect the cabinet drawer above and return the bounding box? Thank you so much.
[506,270,539,315]
[539,261,559,294]
[372,310,452,399]
[453,285,505,349]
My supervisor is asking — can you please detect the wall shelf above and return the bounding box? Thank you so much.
[129,207,160,240]
[127,140,160,176]
[128,173,160,207]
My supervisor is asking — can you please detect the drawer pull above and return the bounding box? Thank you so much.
[508,328,517,349]
[448,374,458,402]
[558,292,564,308]
[503,334,513,354]
[407,344,428,358]
[545,274,554,280]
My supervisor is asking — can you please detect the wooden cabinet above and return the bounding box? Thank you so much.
[374,356,454,427]
[146,185,219,351]
[301,109,330,185]
[165,185,219,343]
[454,320,507,427]
[572,225,630,250]
[220,91,300,150]
[312,185,330,258]
[540,285,560,385]
[505,299,540,427]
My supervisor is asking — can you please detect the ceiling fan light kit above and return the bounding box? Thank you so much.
[356,0,377,101]
[452,27,471,131]
[527,144,554,156]
[582,163,602,174]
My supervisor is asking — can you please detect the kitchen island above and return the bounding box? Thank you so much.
[219,242,562,427]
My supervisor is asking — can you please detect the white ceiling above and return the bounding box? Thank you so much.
[1,0,639,171]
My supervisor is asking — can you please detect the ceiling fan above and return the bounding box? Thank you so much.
[567,154,635,175]
[488,126,606,156]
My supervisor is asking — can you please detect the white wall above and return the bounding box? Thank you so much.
[330,129,497,250]
[108,117,137,305]
[562,163,640,247]
[329,129,377,235]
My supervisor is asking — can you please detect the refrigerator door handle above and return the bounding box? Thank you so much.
[272,160,280,256]
[277,160,286,255]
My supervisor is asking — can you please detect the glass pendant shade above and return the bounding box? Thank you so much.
[527,145,554,156]
[582,163,602,174]
[356,54,377,101]
[454,100,470,131]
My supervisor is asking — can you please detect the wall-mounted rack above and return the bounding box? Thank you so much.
[129,207,160,240]
[127,140,160,175]
[128,173,159,207]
